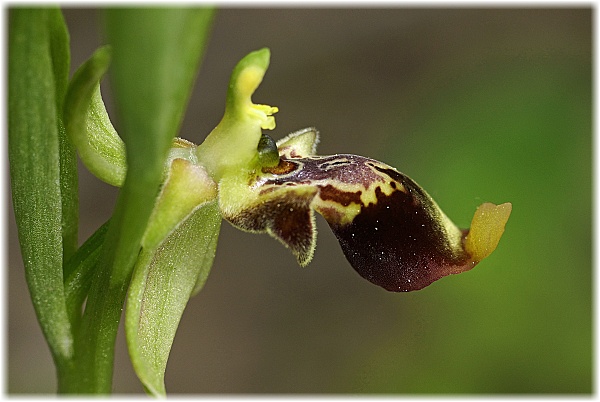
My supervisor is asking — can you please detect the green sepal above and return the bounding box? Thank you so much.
[142,157,217,252]
[64,45,127,187]
[126,201,221,397]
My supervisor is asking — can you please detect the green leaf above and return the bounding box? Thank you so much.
[126,201,221,397]
[49,9,79,261]
[8,7,74,364]
[106,8,215,175]
[64,46,127,187]
[71,8,215,393]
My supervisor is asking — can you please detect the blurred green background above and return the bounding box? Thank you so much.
[8,8,591,394]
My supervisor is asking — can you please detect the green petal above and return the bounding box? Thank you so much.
[276,127,320,158]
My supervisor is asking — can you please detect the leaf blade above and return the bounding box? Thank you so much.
[8,7,73,362]
[48,8,79,260]
[106,7,215,173]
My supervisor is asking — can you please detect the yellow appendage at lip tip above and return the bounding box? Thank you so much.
[465,202,512,262]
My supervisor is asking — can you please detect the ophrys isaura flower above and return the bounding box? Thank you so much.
[72,47,511,294]
[202,48,511,292]
[68,46,511,395]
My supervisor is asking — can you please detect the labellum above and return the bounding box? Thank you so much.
[220,128,511,292]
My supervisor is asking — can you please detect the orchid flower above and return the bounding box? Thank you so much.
[197,48,512,292]
[73,47,512,293]
[66,46,511,396]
